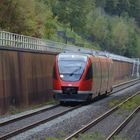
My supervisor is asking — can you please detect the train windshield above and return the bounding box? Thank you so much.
[58,55,87,81]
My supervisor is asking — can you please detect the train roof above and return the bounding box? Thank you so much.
[59,52,90,57]
[58,52,112,61]
[62,49,137,64]
[58,53,89,61]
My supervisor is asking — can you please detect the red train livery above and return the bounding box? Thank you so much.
[53,53,114,102]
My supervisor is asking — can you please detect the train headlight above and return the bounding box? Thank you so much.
[60,75,64,78]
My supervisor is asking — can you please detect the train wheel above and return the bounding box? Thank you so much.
[60,101,65,105]
[110,87,113,92]
[105,91,109,96]
[87,94,92,103]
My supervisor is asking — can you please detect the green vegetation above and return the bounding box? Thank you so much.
[109,99,121,108]
[73,131,104,140]
[121,95,140,111]
[109,95,140,110]
[0,99,58,118]
[46,138,61,140]
[113,135,130,140]
[45,131,104,140]
[1,0,140,57]
[45,130,65,140]
[46,99,59,105]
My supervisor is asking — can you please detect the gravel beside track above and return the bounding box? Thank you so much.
[8,83,140,140]
[119,111,140,140]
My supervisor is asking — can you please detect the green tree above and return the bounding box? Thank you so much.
[53,0,95,32]
[0,0,37,35]
[104,0,140,26]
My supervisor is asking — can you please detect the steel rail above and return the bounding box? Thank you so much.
[0,104,60,127]
[111,78,140,94]
[113,78,139,88]
[64,92,140,140]
[106,105,140,140]
[0,106,81,140]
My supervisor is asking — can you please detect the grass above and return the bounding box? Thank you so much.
[56,130,65,138]
[46,99,59,105]
[120,95,140,111]
[77,131,105,140]
[109,99,121,108]
[46,138,62,140]
[109,94,140,116]
[45,131,104,140]
[48,22,100,50]
[46,130,65,140]
[112,135,130,140]
[109,94,140,110]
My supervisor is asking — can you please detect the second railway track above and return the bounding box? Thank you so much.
[106,105,140,140]
[112,78,140,94]
[64,91,140,140]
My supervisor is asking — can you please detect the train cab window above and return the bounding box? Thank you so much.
[57,54,88,82]
[85,64,93,80]
[58,60,86,82]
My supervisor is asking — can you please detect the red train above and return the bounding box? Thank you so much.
[53,53,114,102]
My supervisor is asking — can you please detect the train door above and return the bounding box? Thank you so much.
[105,58,109,93]
[99,58,103,94]
[107,59,114,92]
[94,57,102,96]
[107,59,110,92]
[91,57,101,98]
[100,57,108,95]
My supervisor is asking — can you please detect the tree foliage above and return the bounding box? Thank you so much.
[0,0,140,57]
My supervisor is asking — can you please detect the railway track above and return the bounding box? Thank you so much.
[106,105,140,140]
[0,78,139,139]
[0,105,81,140]
[64,91,140,140]
[0,104,59,127]
[113,78,139,88]
[112,78,140,94]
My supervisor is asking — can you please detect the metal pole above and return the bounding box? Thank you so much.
[132,59,136,77]
[136,58,140,77]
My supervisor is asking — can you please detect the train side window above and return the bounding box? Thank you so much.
[53,65,57,79]
[85,64,93,80]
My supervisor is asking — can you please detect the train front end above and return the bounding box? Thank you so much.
[53,53,93,102]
